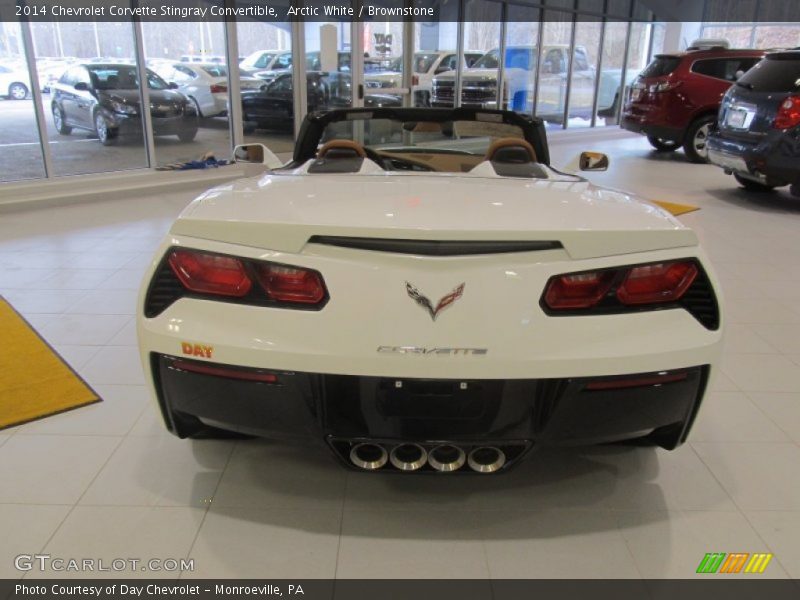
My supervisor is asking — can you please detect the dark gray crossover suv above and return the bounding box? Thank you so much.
[707,50,800,196]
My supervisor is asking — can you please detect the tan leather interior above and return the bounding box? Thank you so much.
[378,150,485,173]
[484,137,537,163]
[317,139,367,158]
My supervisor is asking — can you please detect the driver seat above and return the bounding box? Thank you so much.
[308,139,367,174]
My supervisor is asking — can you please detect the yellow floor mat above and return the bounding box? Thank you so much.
[0,297,100,430]
[652,200,701,216]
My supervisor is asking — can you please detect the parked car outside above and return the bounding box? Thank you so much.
[430,45,621,122]
[156,62,264,118]
[51,63,198,145]
[239,49,292,76]
[0,63,31,99]
[707,50,800,196]
[369,51,483,106]
[240,71,400,132]
[622,47,766,162]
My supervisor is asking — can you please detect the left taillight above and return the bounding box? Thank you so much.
[255,264,326,304]
[210,83,227,94]
[542,260,699,312]
[168,249,252,297]
[160,248,327,308]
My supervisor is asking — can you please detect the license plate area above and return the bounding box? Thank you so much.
[725,104,755,130]
[377,379,496,420]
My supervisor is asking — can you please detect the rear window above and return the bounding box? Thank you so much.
[691,57,762,82]
[736,54,800,92]
[640,55,681,78]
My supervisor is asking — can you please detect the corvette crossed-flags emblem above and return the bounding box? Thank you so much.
[405,282,465,321]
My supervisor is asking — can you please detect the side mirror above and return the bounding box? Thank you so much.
[579,151,609,172]
[232,143,283,170]
[168,82,179,89]
[74,82,90,91]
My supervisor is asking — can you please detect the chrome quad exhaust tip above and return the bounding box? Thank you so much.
[427,444,467,472]
[349,443,388,470]
[389,443,428,471]
[467,446,506,473]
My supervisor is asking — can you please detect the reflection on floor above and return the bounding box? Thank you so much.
[1,132,799,579]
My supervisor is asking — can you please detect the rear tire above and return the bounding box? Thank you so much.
[647,136,680,152]
[734,173,777,192]
[8,82,28,100]
[684,115,716,163]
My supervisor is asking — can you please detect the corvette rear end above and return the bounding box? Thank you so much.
[137,108,722,474]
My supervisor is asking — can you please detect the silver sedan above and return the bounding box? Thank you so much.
[156,62,264,118]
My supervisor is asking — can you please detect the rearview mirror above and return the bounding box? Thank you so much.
[232,143,283,170]
[579,151,609,172]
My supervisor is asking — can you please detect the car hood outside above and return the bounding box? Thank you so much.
[171,171,696,260]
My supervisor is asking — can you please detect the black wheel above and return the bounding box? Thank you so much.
[52,105,72,135]
[647,135,680,152]
[734,173,777,192]
[94,111,117,146]
[684,115,716,163]
[8,82,28,100]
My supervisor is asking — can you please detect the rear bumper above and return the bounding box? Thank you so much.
[620,114,684,143]
[152,352,709,464]
[707,131,800,186]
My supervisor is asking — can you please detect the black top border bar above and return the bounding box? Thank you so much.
[2,0,800,23]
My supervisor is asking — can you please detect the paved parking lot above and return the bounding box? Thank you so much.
[0,97,294,182]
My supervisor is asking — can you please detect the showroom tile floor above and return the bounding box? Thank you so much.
[1,132,800,580]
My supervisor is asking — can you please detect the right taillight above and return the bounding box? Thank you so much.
[210,83,227,94]
[774,95,800,130]
[617,262,698,306]
[543,260,699,312]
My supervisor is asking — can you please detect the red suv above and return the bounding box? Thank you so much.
[622,48,766,163]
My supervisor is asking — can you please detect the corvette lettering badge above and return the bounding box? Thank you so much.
[405,282,465,321]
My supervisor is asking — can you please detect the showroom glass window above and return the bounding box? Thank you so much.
[30,15,149,176]
[566,18,602,128]
[0,19,46,181]
[536,10,574,128]
[505,3,541,116]
[462,0,502,109]
[416,0,461,109]
[237,6,294,153]
[141,16,232,168]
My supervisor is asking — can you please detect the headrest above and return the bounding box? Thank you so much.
[317,139,367,159]
[485,138,537,164]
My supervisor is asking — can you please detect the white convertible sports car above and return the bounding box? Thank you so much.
[137,107,723,474]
